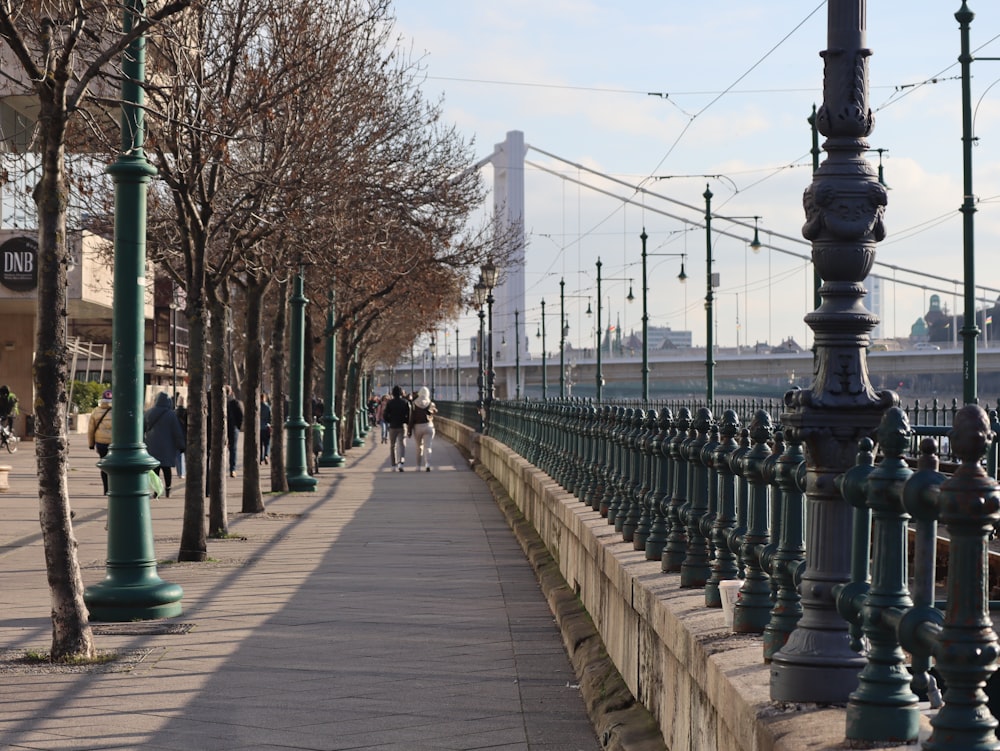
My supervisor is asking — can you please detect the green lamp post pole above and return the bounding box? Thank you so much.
[540,298,548,400]
[84,0,183,620]
[350,353,364,446]
[704,185,715,406]
[514,309,521,399]
[455,327,460,401]
[640,229,688,402]
[318,290,344,468]
[641,230,650,402]
[559,279,566,399]
[285,270,317,491]
[481,260,499,407]
[958,1,989,405]
[429,334,436,399]
[596,258,603,401]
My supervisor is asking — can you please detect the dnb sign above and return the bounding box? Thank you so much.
[0,236,38,292]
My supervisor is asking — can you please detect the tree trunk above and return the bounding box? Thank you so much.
[207,290,229,536]
[269,279,289,491]
[178,290,208,561]
[34,103,95,660]
[241,273,268,513]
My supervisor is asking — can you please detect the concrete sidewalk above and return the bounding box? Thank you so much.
[0,430,600,750]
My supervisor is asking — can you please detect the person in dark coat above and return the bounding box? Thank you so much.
[259,393,272,465]
[225,385,244,477]
[382,385,411,471]
[144,391,186,497]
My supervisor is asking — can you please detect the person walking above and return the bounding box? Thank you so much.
[259,393,272,465]
[408,386,437,472]
[309,418,324,475]
[374,394,389,444]
[382,385,410,471]
[87,389,113,495]
[0,384,18,432]
[144,391,186,498]
[225,385,244,477]
[174,399,187,478]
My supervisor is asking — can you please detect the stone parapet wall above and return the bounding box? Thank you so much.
[434,417,927,751]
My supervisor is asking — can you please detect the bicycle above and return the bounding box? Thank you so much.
[0,417,18,453]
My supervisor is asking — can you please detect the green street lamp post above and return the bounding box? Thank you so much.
[956,2,1000,404]
[514,309,521,399]
[454,327,460,401]
[595,259,603,401]
[704,187,715,404]
[473,278,487,430]
[350,354,364,446]
[84,0,183,620]
[595,258,634,400]
[558,279,591,399]
[540,298,547,399]
[958,1,978,405]
[318,290,344,468]
[482,260,498,405]
[429,334,436,399]
[704,201,761,405]
[559,279,565,399]
[284,270,317,491]
[640,227,687,402]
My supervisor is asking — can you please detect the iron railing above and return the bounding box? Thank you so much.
[468,396,1000,749]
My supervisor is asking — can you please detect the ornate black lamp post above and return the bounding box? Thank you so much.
[428,334,436,399]
[640,227,687,402]
[559,278,591,399]
[956,2,1000,404]
[595,259,604,400]
[559,279,565,399]
[481,260,498,405]
[514,309,521,399]
[704,199,760,404]
[473,278,487,431]
[595,259,634,399]
[539,299,547,399]
[409,343,415,393]
[770,0,894,703]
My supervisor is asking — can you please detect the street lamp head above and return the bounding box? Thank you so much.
[750,216,763,253]
[678,258,688,283]
[586,299,593,316]
[472,277,488,308]
[627,281,635,303]
[481,259,499,289]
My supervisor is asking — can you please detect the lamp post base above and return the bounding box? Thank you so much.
[769,652,863,703]
[84,578,184,622]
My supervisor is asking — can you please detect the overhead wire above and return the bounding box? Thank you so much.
[523,146,1000,299]
[637,0,827,189]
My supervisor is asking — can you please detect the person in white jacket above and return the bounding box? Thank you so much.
[407,386,437,472]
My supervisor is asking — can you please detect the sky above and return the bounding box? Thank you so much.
[393,1,1000,358]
